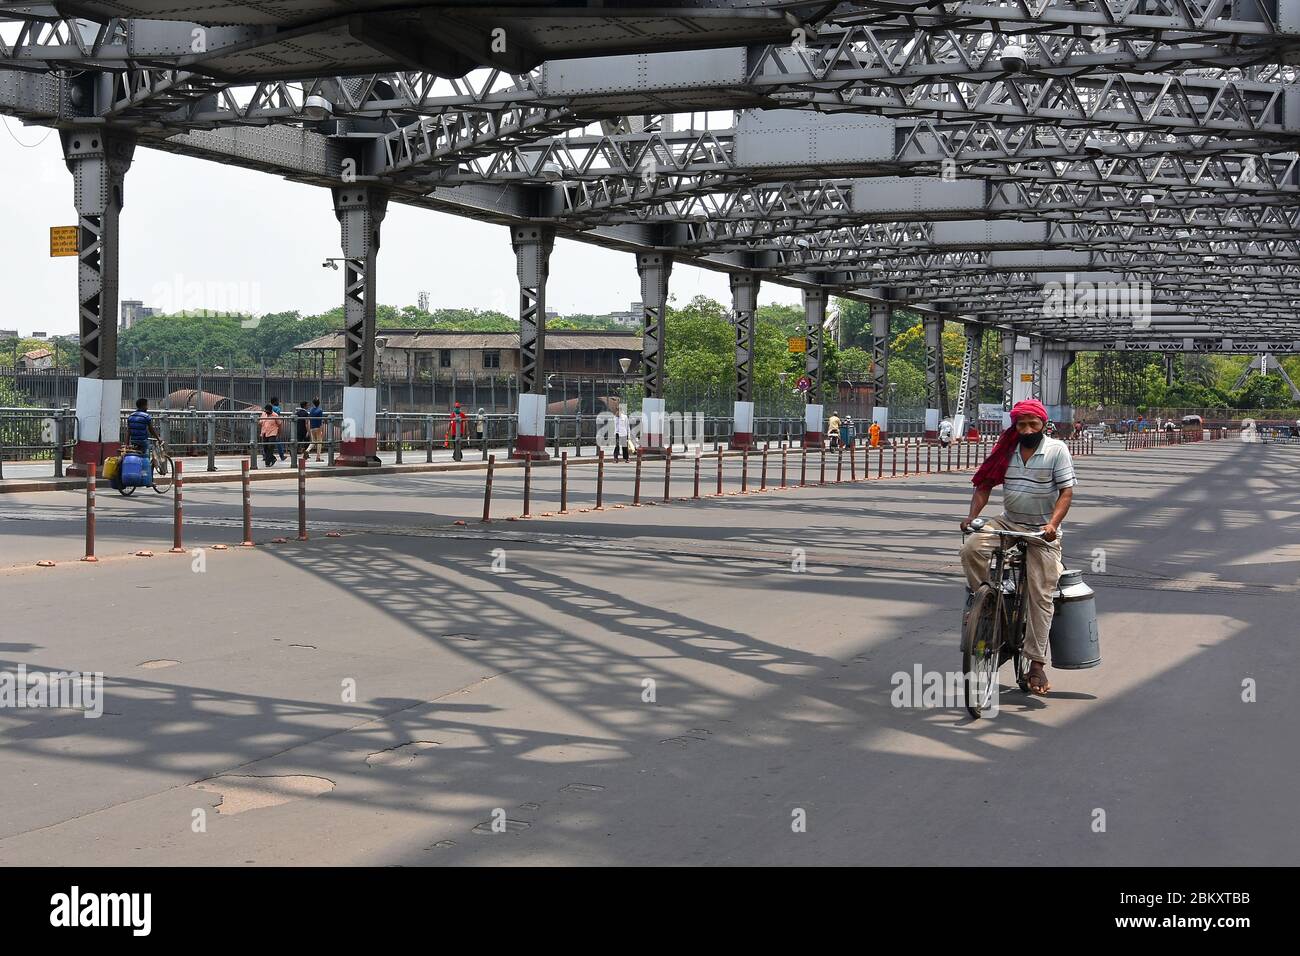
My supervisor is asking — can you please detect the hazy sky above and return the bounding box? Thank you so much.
[1,117,801,337]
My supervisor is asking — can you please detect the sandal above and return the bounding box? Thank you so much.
[1026,666,1052,696]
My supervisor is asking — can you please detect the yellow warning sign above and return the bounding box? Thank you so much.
[1020,373,1034,382]
[788,336,807,353]
[49,226,78,257]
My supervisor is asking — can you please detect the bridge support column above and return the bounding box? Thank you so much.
[869,303,890,440]
[332,186,388,466]
[637,251,671,454]
[1010,336,1038,409]
[923,315,944,439]
[512,224,555,459]
[801,286,826,448]
[953,323,983,438]
[1000,332,1016,427]
[1041,344,1070,422]
[730,272,759,449]
[62,128,135,475]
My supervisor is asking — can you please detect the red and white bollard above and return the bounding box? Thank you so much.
[82,464,98,562]
[241,460,254,547]
[170,460,185,553]
[297,456,309,541]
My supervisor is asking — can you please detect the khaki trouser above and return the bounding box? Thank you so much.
[960,516,1064,664]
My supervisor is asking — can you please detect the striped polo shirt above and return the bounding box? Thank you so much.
[1001,435,1076,526]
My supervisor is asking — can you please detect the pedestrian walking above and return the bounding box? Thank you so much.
[295,401,310,459]
[869,420,881,448]
[308,397,325,461]
[258,404,281,467]
[615,407,631,461]
[270,395,287,461]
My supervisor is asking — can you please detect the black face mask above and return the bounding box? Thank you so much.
[1019,430,1046,449]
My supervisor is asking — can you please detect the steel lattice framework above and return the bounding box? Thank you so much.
[6,0,1300,451]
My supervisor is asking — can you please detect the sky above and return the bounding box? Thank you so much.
[0,116,801,337]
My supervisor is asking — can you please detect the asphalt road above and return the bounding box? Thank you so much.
[0,438,1295,865]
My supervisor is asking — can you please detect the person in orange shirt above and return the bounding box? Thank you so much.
[868,420,881,448]
[258,404,281,467]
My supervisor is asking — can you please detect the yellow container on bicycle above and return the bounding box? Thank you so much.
[102,455,122,481]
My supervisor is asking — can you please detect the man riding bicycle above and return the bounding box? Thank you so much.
[126,398,161,456]
[959,399,1075,696]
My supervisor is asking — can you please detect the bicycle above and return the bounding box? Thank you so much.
[960,517,1043,718]
[119,439,174,496]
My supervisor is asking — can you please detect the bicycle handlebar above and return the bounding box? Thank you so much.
[964,517,1044,540]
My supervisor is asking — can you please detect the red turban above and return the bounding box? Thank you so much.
[970,400,1051,490]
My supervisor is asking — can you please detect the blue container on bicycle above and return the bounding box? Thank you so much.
[120,452,153,488]
[1049,569,1100,668]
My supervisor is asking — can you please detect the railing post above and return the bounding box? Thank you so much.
[781,446,788,488]
[53,411,65,478]
[716,449,723,496]
[836,447,843,483]
[819,446,826,485]
[395,415,403,464]
[249,415,258,470]
[426,415,433,463]
[663,447,672,502]
[741,448,749,493]
[800,446,807,487]
[482,454,495,522]
[207,412,217,472]
[892,442,898,477]
[761,447,769,490]
[693,449,701,499]
[596,447,605,510]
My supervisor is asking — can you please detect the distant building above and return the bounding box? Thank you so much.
[0,329,17,341]
[604,301,643,327]
[20,348,53,370]
[120,300,156,330]
[294,329,642,377]
[417,291,430,312]
[30,331,47,339]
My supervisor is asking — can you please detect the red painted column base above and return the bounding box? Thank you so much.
[731,431,754,450]
[336,437,380,467]
[511,434,549,461]
[802,431,823,449]
[65,440,122,477]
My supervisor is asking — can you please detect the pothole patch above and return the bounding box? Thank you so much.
[365,741,440,768]
[190,774,335,815]
[138,659,180,669]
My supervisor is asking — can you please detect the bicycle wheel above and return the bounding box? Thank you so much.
[152,454,174,493]
[962,585,1002,719]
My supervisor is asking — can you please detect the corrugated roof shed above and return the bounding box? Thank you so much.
[295,330,641,350]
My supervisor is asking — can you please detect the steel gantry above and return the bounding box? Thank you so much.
[7,1,1300,462]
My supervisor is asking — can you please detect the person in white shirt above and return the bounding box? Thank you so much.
[615,409,631,461]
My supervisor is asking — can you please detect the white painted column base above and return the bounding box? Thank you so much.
[924,407,940,440]
[514,391,548,459]
[338,385,379,465]
[871,406,890,443]
[803,403,824,448]
[68,377,124,476]
[732,400,755,450]
[641,397,666,453]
